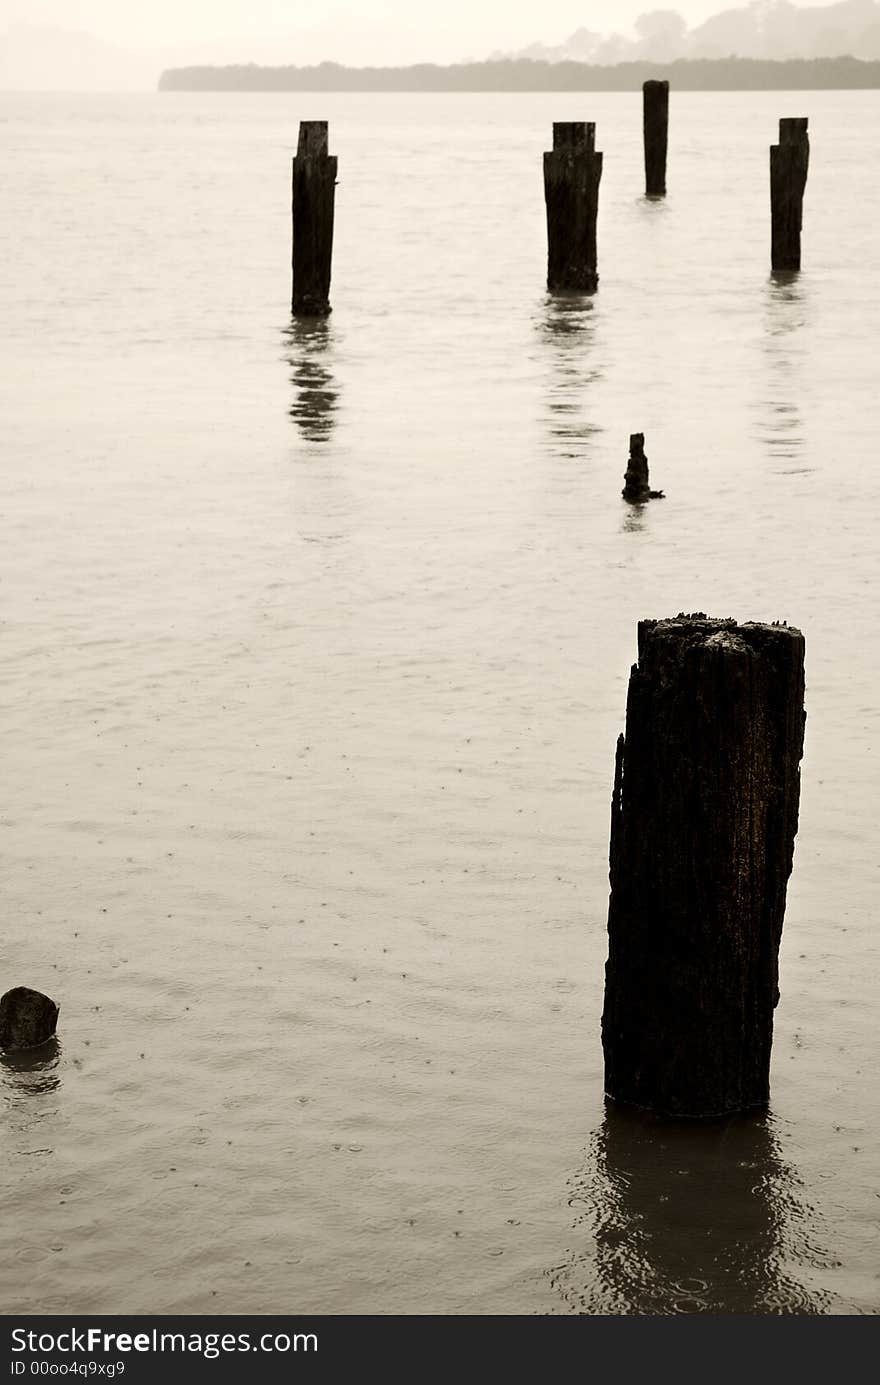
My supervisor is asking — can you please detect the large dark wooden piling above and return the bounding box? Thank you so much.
[602,615,806,1118]
[770,118,809,272]
[642,80,669,197]
[543,122,603,292]
[291,121,337,316]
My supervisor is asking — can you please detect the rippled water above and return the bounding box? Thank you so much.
[1,90,878,1315]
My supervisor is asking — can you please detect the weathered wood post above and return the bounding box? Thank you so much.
[543,122,603,292]
[642,80,668,197]
[602,615,806,1118]
[0,987,59,1050]
[622,432,664,501]
[292,121,337,316]
[770,118,809,272]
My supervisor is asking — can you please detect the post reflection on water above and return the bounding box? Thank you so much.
[757,271,809,472]
[1,1039,62,1155]
[537,294,604,461]
[621,504,648,536]
[550,1103,836,1314]
[284,317,339,444]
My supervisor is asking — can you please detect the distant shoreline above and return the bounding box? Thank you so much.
[158,55,880,93]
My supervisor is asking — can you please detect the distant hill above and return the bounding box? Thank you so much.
[158,55,880,92]
[497,0,880,65]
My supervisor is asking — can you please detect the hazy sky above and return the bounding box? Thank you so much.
[2,1,843,64]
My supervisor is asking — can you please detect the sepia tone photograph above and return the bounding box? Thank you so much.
[2,0,878,1330]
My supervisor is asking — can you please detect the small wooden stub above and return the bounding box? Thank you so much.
[0,987,59,1051]
[622,433,664,502]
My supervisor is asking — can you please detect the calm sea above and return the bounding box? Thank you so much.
[1,89,878,1315]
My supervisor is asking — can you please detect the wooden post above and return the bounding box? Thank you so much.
[770,118,809,272]
[0,987,59,1050]
[642,80,668,197]
[602,616,806,1118]
[543,122,603,292]
[292,121,337,316]
[622,432,664,501]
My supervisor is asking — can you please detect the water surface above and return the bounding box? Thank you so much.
[1,90,878,1314]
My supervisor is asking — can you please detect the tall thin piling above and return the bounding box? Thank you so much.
[602,615,806,1118]
[543,122,603,292]
[770,118,809,272]
[642,80,669,197]
[291,121,337,316]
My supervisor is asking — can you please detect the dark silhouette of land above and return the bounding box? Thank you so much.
[158,55,880,92]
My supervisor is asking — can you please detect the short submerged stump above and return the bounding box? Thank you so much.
[0,987,60,1051]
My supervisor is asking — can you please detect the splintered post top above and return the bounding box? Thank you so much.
[635,613,804,664]
[552,122,595,152]
[779,118,808,144]
[297,121,329,157]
